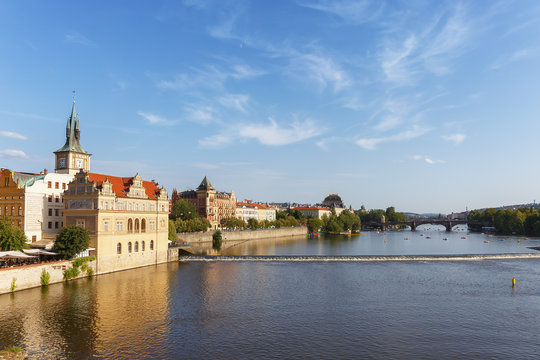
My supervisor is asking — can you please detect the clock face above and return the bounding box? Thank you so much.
[76,159,83,168]
[59,158,66,168]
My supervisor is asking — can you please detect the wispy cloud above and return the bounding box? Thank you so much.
[0,131,27,140]
[0,149,28,159]
[157,65,228,91]
[64,31,96,47]
[301,0,383,24]
[442,133,465,145]
[185,105,220,125]
[373,116,402,132]
[218,94,249,113]
[379,4,471,84]
[356,125,430,150]
[231,65,266,79]
[199,117,324,148]
[411,155,444,165]
[291,54,351,92]
[490,49,534,70]
[137,111,176,126]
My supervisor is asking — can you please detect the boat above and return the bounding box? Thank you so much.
[524,238,530,240]
[443,238,448,241]
[426,236,431,239]
[404,237,409,240]
[484,240,490,244]
[461,236,466,239]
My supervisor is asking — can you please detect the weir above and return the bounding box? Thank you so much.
[179,253,540,262]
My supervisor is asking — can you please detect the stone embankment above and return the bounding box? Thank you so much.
[178,227,307,244]
[0,259,95,295]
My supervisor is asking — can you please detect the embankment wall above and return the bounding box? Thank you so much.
[178,227,307,243]
[0,260,96,295]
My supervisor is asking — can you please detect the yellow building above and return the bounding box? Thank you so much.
[63,171,169,274]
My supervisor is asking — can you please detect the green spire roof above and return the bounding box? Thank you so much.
[55,97,89,154]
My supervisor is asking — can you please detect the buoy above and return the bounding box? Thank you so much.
[512,278,516,287]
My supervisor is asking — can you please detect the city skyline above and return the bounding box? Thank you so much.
[1,1,540,213]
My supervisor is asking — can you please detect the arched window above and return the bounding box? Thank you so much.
[117,243,122,254]
[128,219,133,233]
[141,219,146,233]
[142,204,145,212]
[150,240,154,250]
[134,241,139,252]
[142,241,145,251]
[11,206,14,216]
[128,242,132,253]
[18,206,22,216]
[135,203,139,211]
[135,219,140,232]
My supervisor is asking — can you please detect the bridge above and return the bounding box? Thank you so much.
[364,219,470,232]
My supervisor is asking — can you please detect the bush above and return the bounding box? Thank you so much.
[63,267,79,281]
[212,230,222,251]
[40,269,50,286]
[0,217,27,251]
[53,225,90,259]
[10,278,16,292]
[64,256,95,281]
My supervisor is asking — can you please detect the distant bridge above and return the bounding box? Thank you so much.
[364,219,474,232]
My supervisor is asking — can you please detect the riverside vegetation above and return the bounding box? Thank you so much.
[468,207,540,235]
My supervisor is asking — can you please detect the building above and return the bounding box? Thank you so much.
[236,200,276,222]
[179,176,236,229]
[0,99,85,245]
[63,171,169,274]
[322,194,345,208]
[293,206,331,219]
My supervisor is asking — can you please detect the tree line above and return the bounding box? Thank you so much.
[468,207,540,235]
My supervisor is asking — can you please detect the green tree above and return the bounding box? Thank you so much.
[170,200,198,220]
[338,210,361,231]
[212,230,222,251]
[0,217,27,251]
[307,218,323,233]
[53,225,90,259]
[247,218,259,230]
[220,217,246,229]
[168,219,177,242]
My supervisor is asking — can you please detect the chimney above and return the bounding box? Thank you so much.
[44,169,48,175]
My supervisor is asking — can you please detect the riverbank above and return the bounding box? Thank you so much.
[178,227,307,244]
[0,259,95,295]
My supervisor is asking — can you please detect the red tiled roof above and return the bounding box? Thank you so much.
[88,172,161,200]
[293,206,330,211]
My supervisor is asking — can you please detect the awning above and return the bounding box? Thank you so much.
[23,249,58,256]
[0,251,37,259]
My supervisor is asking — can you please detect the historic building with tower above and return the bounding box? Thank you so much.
[179,176,236,229]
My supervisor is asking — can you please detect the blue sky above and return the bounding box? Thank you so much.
[1,0,539,213]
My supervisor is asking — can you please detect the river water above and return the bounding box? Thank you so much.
[2,228,540,359]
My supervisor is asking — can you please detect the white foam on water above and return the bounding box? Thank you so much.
[179,254,540,262]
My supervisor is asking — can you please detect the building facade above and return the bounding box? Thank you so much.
[179,176,236,229]
[236,200,276,222]
[63,171,169,274]
[293,206,332,219]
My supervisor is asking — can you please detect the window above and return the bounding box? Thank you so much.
[141,219,146,233]
[11,206,14,216]
[104,202,108,210]
[117,243,122,254]
[128,242,132,253]
[55,197,59,203]
[55,209,59,217]
[135,219,140,232]
[48,181,52,188]
[48,196,52,202]
[142,204,145,212]
[62,183,66,190]
[18,206,22,216]
[55,222,59,229]
[150,240,154,250]
[128,219,133,233]
[116,221,123,231]
[48,209,53,216]
[48,222,52,229]
[32,235,36,243]
[142,241,145,251]
[150,221,155,230]
[134,241,139,252]
[76,219,85,228]
[104,221,109,232]
[55,182,59,189]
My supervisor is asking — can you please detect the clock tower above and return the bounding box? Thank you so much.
[54,97,91,175]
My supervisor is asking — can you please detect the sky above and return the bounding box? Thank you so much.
[1,0,539,214]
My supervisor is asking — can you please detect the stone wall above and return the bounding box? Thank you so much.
[178,226,307,243]
[0,259,96,295]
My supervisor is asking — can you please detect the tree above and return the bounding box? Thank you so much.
[170,200,198,220]
[212,230,222,251]
[53,225,90,259]
[168,219,177,242]
[220,217,245,229]
[247,218,259,230]
[0,217,27,251]
[170,188,180,204]
[307,218,323,233]
[338,210,361,231]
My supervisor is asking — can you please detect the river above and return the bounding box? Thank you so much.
[1,227,540,359]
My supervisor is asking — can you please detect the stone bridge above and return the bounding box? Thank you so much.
[365,219,469,232]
